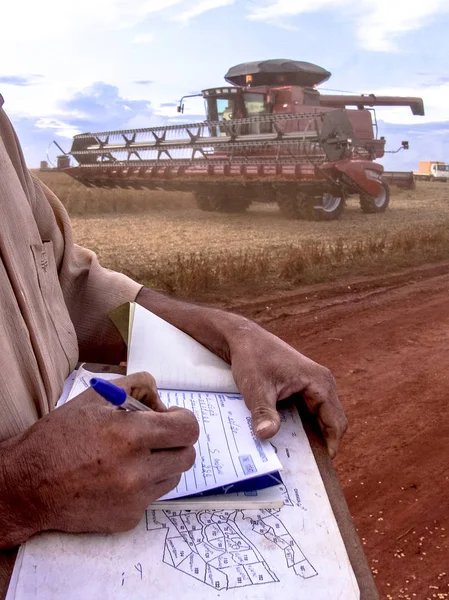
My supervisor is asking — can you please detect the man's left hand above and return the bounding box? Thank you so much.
[135,287,347,458]
[228,323,347,458]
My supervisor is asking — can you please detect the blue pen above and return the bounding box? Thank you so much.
[90,378,152,412]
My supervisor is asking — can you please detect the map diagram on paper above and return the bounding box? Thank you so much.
[145,501,317,591]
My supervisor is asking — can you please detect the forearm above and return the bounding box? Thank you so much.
[135,287,256,363]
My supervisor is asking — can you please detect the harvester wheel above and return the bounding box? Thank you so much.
[277,193,309,219]
[221,195,251,213]
[310,192,345,221]
[195,191,250,213]
[196,193,215,211]
[359,181,390,214]
[195,193,226,212]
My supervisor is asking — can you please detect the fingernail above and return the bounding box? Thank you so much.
[256,420,275,434]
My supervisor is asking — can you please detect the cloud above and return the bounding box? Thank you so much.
[378,120,449,170]
[174,0,235,22]
[9,82,156,166]
[0,75,42,86]
[134,80,153,85]
[1,0,241,44]
[364,81,449,125]
[160,102,179,107]
[8,114,74,167]
[417,75,449,88]
[1,1,187,41]
[60,82,153,129]
[3,0,446,51]
[356,0,448,52]
[247,0,449,51]
[34,117,81,139]
[132,33,154,44]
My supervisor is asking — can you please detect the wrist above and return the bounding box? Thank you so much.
[223,315,265,360]
[0,434,48,548]
[136,287,254,364]
[192,310,258,364]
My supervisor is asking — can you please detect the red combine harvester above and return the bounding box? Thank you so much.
[65,60,424,220]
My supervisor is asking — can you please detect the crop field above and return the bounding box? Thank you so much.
[35,171,449,298]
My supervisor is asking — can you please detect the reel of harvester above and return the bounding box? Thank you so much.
[65,110,378,220]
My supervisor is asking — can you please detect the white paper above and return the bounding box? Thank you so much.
[148,485,284,511]
[158,390,282,500]
[127,304,238,394]
[55,369,78,408]
[4,546,24,600]
[7,405,359,600]
[65,366,123,403]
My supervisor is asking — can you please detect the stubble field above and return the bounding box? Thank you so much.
[35,171,449,298]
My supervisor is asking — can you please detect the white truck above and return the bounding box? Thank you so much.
[414,161,449,182]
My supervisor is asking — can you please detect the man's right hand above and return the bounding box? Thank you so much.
[0,372,199,548]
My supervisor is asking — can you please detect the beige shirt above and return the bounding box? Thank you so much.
[0,100,142,595]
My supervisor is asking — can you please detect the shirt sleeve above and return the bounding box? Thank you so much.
[31,174,143,364]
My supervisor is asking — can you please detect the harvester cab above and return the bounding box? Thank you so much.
[198,60,422,161]
[202,87,272,136]
[65,59,425,221]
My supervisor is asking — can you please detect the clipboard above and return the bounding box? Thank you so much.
[296,400,379,600]
[84,364,379,599]
[2,363,379,600]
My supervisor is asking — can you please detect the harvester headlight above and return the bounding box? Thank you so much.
[365,169,382,181]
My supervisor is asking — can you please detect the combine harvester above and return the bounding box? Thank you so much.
[65,60,424,221]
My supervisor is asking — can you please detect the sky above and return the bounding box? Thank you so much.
[1,0,449,169]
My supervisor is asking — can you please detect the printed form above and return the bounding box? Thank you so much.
[58,368,282,500]
[158,390,282,500]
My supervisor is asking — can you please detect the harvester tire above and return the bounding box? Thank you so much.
[196,194,214,211]
[221,196,251,213]
[195,193,227,212]
[310,192,345,221]
[359,181,390,214]
[195,191,250,213]
[277,193,309,219]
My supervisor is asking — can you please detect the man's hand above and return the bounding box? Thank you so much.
[229,323,347,458]
[136,288,348,459]
[0,372,198,549]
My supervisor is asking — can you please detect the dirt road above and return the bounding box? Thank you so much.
[224,261,449,599]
